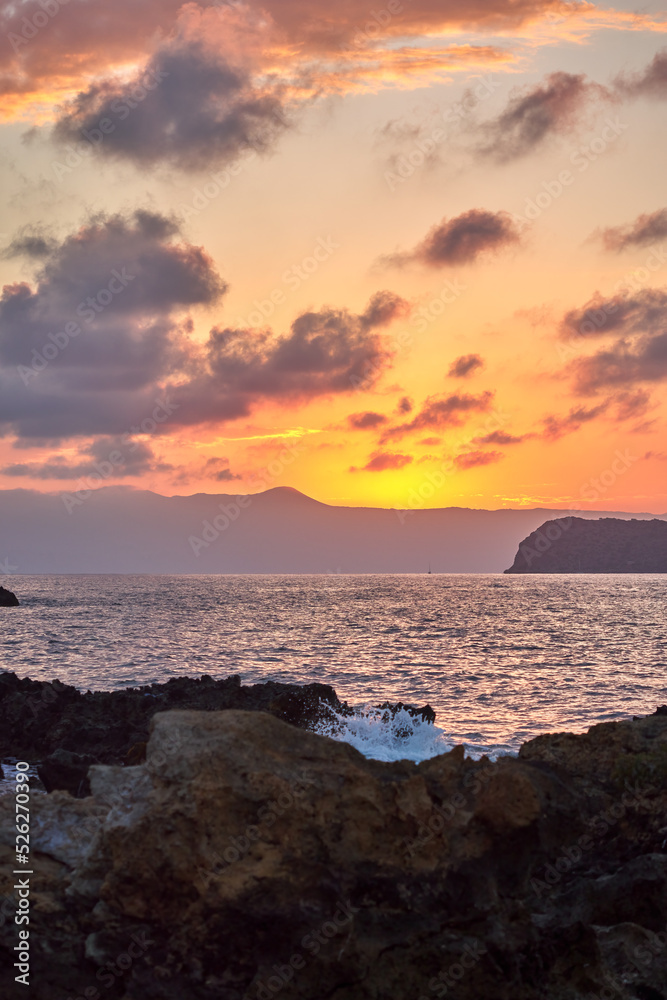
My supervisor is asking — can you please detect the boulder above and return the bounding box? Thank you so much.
[0,708,666,1000]
[0,585,19,606]
[37,748,99,797]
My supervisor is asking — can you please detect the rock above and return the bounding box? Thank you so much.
[0,670,432,765]
[376,700,436,725]
[504,516,667,573]
[0,585,19,606]
[1,708,666,1000]
[37,748,100,797]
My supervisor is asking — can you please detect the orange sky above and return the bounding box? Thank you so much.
[0,0,666,512]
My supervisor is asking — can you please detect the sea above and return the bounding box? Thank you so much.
[1,573,665,765]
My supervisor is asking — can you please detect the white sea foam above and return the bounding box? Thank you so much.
[311,705,453,763]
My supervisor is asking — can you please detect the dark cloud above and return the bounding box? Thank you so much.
[473,429,528,445]
[203,457,241,482]
[387,210,520,268]
[453,449,502,470]
[560,288,667,394]
[448,353,485,378]
[0,209,225,438]
[615,50,667,100]
[598,209,667,252]
[52,38,289,172]
[0,436,169,480]
[397,396,413,414]
[350,451,413,473]
[571,335,667,394]
[541,403,609,440]
[382,390,494,440]
[0,211,412,445]
[347,411,388,430]
[478,72,610,162]
[613,389,651,422]
[176,291,407,424]
[2,227,57,260]
[560,289,667,340]
[360,290,411,330]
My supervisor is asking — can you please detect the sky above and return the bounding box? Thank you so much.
[0,0,666,513]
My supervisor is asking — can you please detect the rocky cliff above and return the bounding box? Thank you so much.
[504,516,667,573]
[1,706,666,1000]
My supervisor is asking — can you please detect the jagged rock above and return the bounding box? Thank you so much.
[37,749,100,797]
[0,708,666,1000]
[0,671,430,765]
[0,586,19,607]
[504,516,667,573]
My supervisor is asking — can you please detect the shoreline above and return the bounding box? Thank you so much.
[0,701,666,999]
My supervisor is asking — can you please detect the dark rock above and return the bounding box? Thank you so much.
[37,748,99,797]
[0,585,19,606]
[0,670,432,765]
[377,700,436,724]
[1,708,666,1000]
[504,516,667,573]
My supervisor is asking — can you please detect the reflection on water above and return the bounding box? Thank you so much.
[1,574,665,758]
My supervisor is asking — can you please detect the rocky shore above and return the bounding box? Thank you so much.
[0,673,666,1000]
[0,671,434,796]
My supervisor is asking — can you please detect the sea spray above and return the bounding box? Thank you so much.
[311,703,452,763]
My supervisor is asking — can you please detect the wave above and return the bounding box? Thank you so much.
[311,705,453,763]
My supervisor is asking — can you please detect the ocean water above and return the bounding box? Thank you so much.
[1,573,665,762]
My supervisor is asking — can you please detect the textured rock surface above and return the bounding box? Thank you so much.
[1,708,666,1000]
[0,671,431,777]
[0,585,19,606]
[0,672,347,766]
[504,516,667,573]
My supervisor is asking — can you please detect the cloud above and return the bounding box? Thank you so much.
[175,290,408,424]
[597,209,667,252]
[559,288,667,394]
[1,227,57,261]
[386,210,521,268]
[571,335,667,393]
[613,389,652,422]
[560,289,667,340]
[0,209,225,438]
[350,451,413,472]
[3,0,661,121]
[615,50,667,100]
[203,457,242,482]
[477,72,611,162]
[382,390,494,440]
[347,411,388,430]
[541,403,609,439]
[473,429,528,445]
[453,449,502,469]
[0,209,408,442]
[0,436,170,480]
[52,37,289,172]
[448,353,485,377]
[396,396,413,413]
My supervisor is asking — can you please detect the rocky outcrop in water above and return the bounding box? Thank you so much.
[0,586,19,606]
[1,706,666,1000]
[504,516,667,573]
[0,671,433,790]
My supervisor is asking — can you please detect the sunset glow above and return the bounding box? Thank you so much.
[1,0,666,513]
